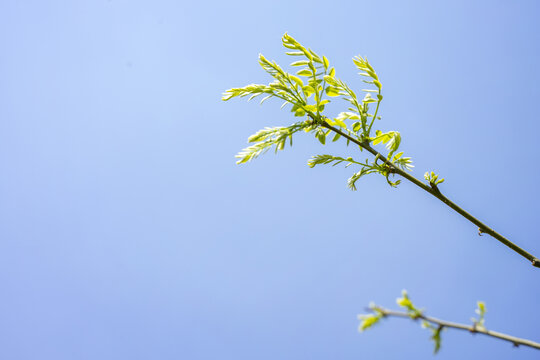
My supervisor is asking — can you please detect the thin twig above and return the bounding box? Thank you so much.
[372,306,540,350]
[321,121,540,268]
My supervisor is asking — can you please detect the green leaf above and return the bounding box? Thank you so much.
[282,42,296,50]
[363,93,377,103]
[473,301,487,328]
[332,133,341,142]
[328,67,335,77]
[337,112,360,121]
[303,105,316,113]
[322,56,329,69]
[371,131,400,155]
[308,49,320,62]
[236,122,310,164]
[431,326,443,354]
[302,85,315,98]
[396,290,415,311]
[286,51,305,56]
[308,79,323,91]
[325,86,340,97]
[397,297,413,309]
[222,83,266,101]
[316,129,326,144]
[290,60,310,66]
[297,69,313,77]
[348,168,372,190]
[235,141,273,164]
[425,171,445,185]
[477,302,486,314]
[334,118,347,128]
[323,75,337,86]
[289,75,303,87]
[260,95,272,104]
[358,314,382,332]
[308,154,366,170]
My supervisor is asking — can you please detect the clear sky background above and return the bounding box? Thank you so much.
[1,0,539,359]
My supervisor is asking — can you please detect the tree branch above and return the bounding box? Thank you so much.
[321,121,540,268]
[371,306,540,350]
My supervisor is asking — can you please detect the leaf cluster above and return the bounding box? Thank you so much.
[360,291,491,354]
[224,33,418,191]
[223,33,329,118]
[358,303,384,332]
[471,301,487,330]
[397,290,443,354]
[424,171,445,186]
[235,122,308,164]
[308,153,409,189]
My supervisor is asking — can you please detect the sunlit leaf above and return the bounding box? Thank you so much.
[297,69,313,77]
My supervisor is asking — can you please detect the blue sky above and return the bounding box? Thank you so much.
[1,0,539,359]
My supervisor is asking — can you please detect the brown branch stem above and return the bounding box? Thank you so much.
[321,122,540,268]
[372,306,540,350]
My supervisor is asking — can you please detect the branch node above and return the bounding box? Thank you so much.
[429,182,441,195]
